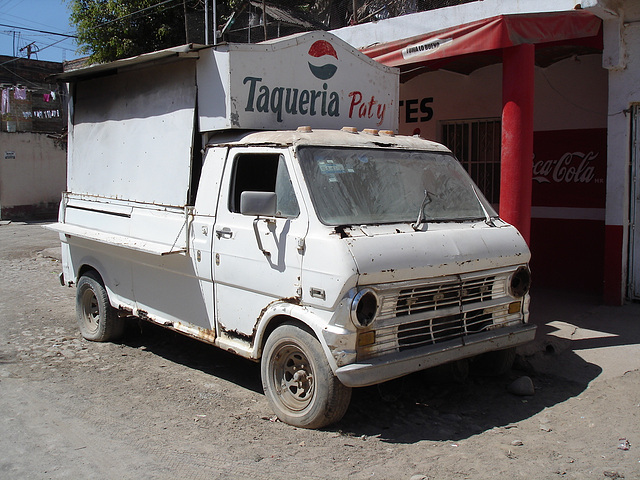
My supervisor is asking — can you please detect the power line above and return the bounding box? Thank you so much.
[0,22,77,38]
[1,0,193,63]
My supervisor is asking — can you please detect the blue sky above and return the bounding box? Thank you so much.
[0,0,77,62]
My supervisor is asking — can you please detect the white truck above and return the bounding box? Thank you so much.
[50,32,535,428]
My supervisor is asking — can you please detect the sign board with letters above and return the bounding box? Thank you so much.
[197,32,399,132]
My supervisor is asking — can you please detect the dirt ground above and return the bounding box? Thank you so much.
[1,221,638,480]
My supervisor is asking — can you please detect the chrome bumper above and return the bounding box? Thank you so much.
[335,323,536,388]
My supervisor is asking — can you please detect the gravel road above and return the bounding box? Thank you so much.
[1,221,638,479]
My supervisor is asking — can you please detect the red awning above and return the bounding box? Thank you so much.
[362,11,602,68]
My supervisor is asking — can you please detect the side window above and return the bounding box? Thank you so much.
[229,153,300,218]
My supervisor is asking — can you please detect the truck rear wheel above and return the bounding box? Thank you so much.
[261,324,351,429]
[76,271,124,342]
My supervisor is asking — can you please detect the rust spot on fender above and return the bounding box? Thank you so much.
[193,326,217,343]
[219,297,302,348]
[170,321,217,344]
[257,296,301,322]
[332,226,350,239]
[257,297,302,340]
[118,306,134,317]
[218,323,253,344]
[131,308,216,345]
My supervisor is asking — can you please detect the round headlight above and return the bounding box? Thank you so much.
[350,288,379,328]
[509,266,531,298]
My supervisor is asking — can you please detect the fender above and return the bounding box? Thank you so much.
[71,248,135,314]
[250,301,356,374]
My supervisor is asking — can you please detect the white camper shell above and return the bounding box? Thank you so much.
[50,32,535,429]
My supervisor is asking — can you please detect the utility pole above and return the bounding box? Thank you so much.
[263,0,267,41]
[183,0,190,43]
[205,1,217,45]
[205,0,209,45]
[213,0,217,45]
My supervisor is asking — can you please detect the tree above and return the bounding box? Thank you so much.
[68,0,190,63]
[68,0,476,63]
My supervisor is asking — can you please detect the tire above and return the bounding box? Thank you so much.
[472,347,516,376]
[261,324,352,429]
[76,271,125,342]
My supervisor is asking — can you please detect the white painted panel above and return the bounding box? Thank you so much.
[195,48,232,131]
[130,247,211,329]
[69,60,197,207]
[198,32,399,132]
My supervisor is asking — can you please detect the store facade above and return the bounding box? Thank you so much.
[334,0,639,305]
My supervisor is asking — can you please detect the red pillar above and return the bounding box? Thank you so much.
[500,44,535,244]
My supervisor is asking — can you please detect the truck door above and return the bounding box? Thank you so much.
[213,149,308,338]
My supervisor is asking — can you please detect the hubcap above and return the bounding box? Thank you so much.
[272,344,314,411]
[81,289,100,333]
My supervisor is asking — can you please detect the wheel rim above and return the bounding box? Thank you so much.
[80,288,100,334]
[271,342,314,412]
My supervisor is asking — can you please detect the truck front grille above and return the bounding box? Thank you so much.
[397,310,493,350]
[357,270,522,361]
[396,276,494,316]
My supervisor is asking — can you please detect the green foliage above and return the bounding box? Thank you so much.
[68,0,187,63]
[67,0,480,63]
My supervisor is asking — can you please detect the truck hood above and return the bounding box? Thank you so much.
[343,222,530,284]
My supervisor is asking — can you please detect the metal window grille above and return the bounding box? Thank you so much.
[441,119,502,205]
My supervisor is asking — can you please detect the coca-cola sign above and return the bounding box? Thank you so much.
[532,129,606,209]
[533,151,597,184]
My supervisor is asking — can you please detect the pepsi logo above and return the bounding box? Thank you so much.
[308,40,338,80]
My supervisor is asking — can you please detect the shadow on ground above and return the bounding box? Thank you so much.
[118,308,603,444]
[338,353,600,443]
[120,321,264,395]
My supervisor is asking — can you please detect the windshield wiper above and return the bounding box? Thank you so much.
[411,190,435,231]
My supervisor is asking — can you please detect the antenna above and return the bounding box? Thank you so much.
[19,42,39,59]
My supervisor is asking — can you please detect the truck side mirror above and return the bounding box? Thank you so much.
[240,191,277,217]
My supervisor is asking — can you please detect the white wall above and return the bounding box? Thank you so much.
[604,0,640,299]
[606,21,640,228]
[398,54,607,140]
[0,132,66,218]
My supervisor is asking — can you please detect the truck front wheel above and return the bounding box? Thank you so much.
[76,271,124,342]
[261,324,351,429]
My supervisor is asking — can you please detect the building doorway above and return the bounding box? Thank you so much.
[628,105,640,299]
[441,118,502,207]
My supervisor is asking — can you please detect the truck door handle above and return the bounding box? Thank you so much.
[216,227,233,239]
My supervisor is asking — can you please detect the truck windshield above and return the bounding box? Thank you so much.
[297,147,495,226]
